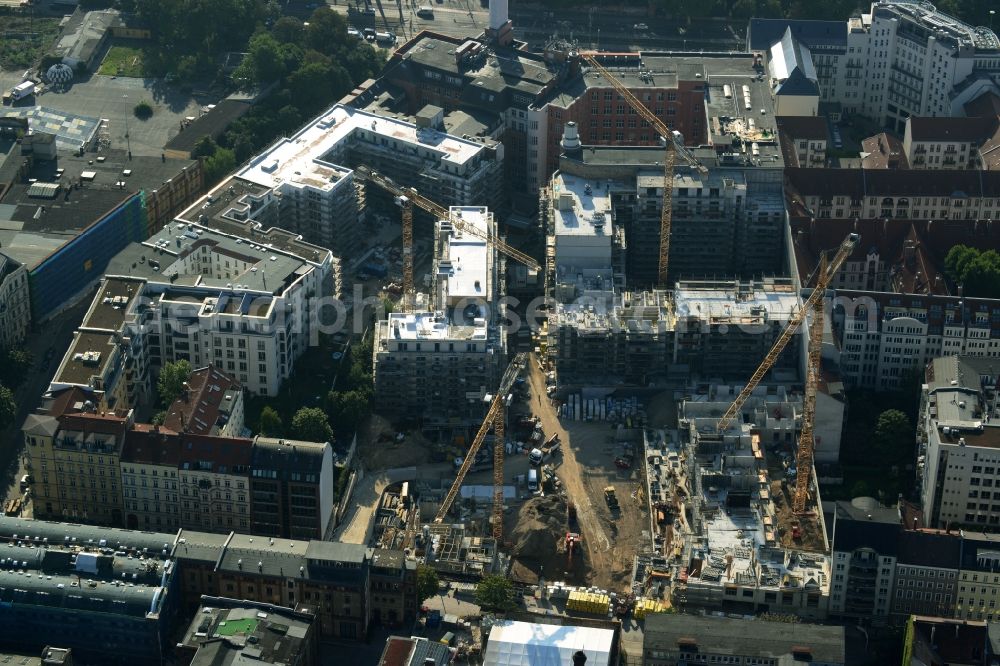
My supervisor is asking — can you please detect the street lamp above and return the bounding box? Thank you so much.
[122,93,131,160]
[990,10,996,32]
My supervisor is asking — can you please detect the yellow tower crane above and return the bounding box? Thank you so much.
[581,54,707,287]
[434,353,527,541]
[714,233,860,511]
[356,167,540,309]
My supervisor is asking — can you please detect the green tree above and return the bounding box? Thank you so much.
[234,32,287,86]
[204,148,236,185]
[133,101,154,120]
[258,405,283,436]
[943,246,1000,297]
[272,16,305,44]
[191,135,218,159]
[0,348,33,389]
[325,389,371,434]
[288,62,336,112]
[157,360,192,406]
[476,574,516,611]
[304,7,348,54]
[291,407,333,442]
[151,410,166,426]
[873,409,912,466]
[416,565,439,604]
[0,385,15,430]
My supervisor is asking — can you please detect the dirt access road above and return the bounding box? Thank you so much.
[525,355,649,592]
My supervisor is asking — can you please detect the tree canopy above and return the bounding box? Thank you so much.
[0,385,15,431]
[416,565,439,604]
[157,360,192,407]
[476,574,516,611]
[258,405,284,437]
[0,349,32,390]
[944,246,1000,299]
[291,407,333,443]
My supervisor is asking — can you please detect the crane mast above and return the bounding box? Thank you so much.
[435,353,527,527]
[356,167,541,273]
[794,255,826,514]
[715,233,859,434]
[581,54,705,287]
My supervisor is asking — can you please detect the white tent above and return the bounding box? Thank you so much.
[483,620,614,666]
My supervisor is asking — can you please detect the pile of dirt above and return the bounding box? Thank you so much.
[509,494,566,558]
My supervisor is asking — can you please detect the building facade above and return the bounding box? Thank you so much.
[23,402,130,526]
[828,498,900,620]
[120,424,182,532]
[919,355,1000,530]
[892,529,961,618]
[250,437,335,540]
[958,533,1000,622]
[643,613,845,666]
[373,207,506,429]
[750,3,1000,131]
[0,253,30,349]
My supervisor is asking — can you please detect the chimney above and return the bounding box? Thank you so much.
[573,651,587,666]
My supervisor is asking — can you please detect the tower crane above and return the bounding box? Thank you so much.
[434,353,527,541]
[713,233,859,512]
[581,54,708,287]
[355,167,541,309]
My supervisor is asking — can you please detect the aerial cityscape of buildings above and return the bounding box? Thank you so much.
[2,0,1000,663]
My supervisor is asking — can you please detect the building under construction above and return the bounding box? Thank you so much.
[546,278,801,385]
[671,422,832,619]
[373,206,506,431]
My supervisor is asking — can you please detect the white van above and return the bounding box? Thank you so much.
[527,468,539,493]
[417,5,434,18]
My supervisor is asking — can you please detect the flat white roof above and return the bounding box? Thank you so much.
[551,173,613,238]
[483,620,613,666]
[674,282,799,324]
[445,206,490,300]
[238,103,486,189]
[386,311,486,341]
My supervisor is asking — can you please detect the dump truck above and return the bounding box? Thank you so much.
[604,486,619,511]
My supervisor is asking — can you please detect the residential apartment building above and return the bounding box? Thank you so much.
[642,614,845,666]
[918,355,1000,530]
[828,498,900,620]
[162,365,244,437]
[0,523,178,665]
[120,423,182,532]
[786,168,1000,222]
[60,207,334,402]
[373,207,505,429]
[22,394,130,525]
[0,253,30,349]
[789,217,1000,391]
[893,529,962,618]
[958,532,1000,622]
[250,436,334,540]
[177,434,252,533]
[776,116,830,168]
[369,549,419,627]
[904,115,1000,170]
[750,3,1000,131]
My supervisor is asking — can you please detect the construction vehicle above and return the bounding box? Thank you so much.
[604,486,620,512]
[529,434,560,465]
[714,232,860,513]
[434,353,528,541]
[791,523,802,540]
[565,532,581,568]
[581,54,707,287]
[355,167,541,309]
